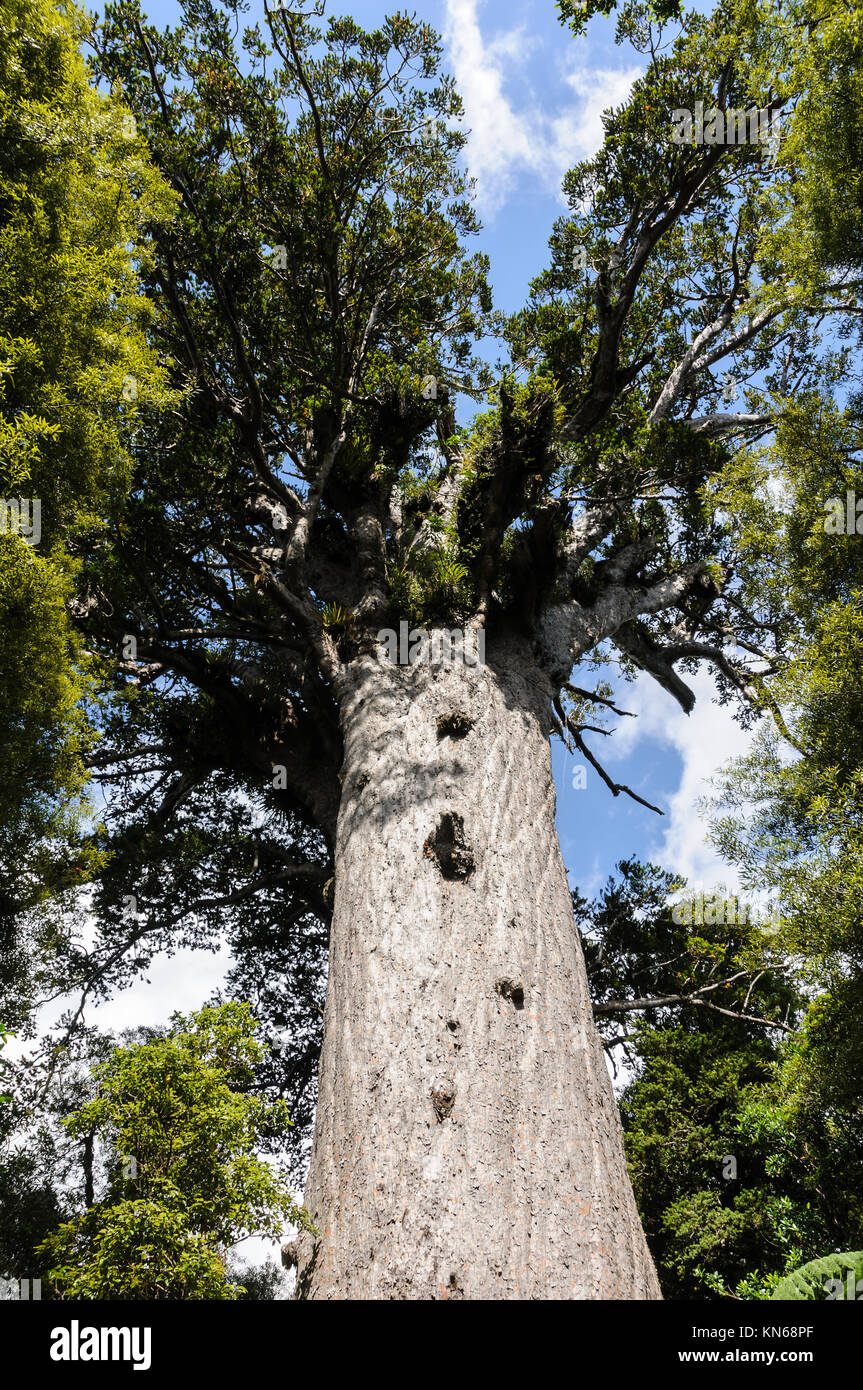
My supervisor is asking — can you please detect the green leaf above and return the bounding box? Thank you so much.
[770,1251,863,1301]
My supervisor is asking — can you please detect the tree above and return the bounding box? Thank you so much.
[0,1024,10,1105]
[0,1017,105,1288]
[578,865,863,1299]
[1,1026,66,1286]
[0,0,174,923]
[228,1255,289,1300]
[703,13,863,1274]
[11,0,863,1297]
[0,1132,65,1289]
[38,1003,309,1299]
[576,859,797,1062]
[577,862,807,1299]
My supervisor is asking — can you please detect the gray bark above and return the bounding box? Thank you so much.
[296,642,661,1299]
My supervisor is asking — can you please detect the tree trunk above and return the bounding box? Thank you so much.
[83,1129,95,1209]
[296,642,661,1299]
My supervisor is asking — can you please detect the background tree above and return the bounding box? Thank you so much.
[580,864,863,1299]
[228,1255,289,1300]
[0,1024,63,1287]
[619,1015,863,1300]
[709,427,863,1198]
[38,1003,308,1300]
[579,863,803,1300]
[6,0,863,1297]
[0,0,176,1280]
[701,4,863,1276]
[0,1024,9,1104]
[0,0,174,924]
[577,859,797,1062]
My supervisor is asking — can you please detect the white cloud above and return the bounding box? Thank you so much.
[548,65,644,185]
[606,667,757,890]
[88,944,233,1033]
[485,23,538,65]
[443,0,537,214]
[442,0,642,215]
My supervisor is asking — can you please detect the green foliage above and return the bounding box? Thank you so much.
[43,1200,239,1301]
[771,4,863,276]
[228,1255,288,1300]
[0,542,92,887]
[0,0,172,509]
[698,31,863,1286]
[771,1251,863,1301]
[38,1003,310,1300]
[706,385,863,1304]
[619,1022,818,1299]
[0,0,175,894]
[579,862,862,1299]
[321,602,350,631]
[558,0,685,36]
[388,534,472,625]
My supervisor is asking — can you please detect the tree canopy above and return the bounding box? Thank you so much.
[0,0,174,920]
[37,1003,308,1299]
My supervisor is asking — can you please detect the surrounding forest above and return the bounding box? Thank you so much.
[1,0,862,1300]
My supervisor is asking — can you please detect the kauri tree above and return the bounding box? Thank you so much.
[6,0,863,1297]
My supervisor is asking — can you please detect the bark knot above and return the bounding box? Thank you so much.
[436,711,473,740]
[495,978,525,1010]
[431,1079,456,1122]
[281,1239,299,1270]
[423,812,475,881]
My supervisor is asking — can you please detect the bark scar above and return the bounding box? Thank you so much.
[423,812,475,881]
[495,978,525,1010]
[436,711,473,740]
[431,1079,456,1122]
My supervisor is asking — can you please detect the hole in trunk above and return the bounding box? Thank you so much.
[495,978,525,1010]
[431,1080,456,1122]
[281,1239,298,1270]
[436,711,473,740]
[423,812,475,881]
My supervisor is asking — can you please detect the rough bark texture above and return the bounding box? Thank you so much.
[296,644,661,1299]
